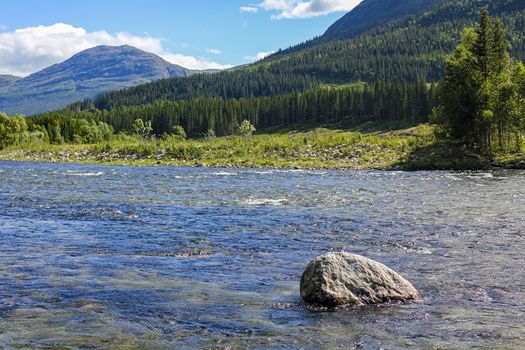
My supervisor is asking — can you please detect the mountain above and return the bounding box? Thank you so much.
[323,0,442,39]
[28,0,525,141]
[256,0,525,82]
[87,0,525,110]
[89,0,444,110]
[0,75,21,90]
[25,0,525,144]
[253,0,442,62]
[0,45,192,115]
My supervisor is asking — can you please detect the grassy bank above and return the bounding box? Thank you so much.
[1,123,523,170]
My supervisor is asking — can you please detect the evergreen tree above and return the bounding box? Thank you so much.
[437,8,525,153]
[51,120,64,144]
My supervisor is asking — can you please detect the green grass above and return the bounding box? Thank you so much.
[1,123,523,170]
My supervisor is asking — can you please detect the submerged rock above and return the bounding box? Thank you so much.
[300,252,421,307]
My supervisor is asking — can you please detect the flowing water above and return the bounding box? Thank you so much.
[0,161,524,349]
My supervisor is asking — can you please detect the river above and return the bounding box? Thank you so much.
[0,161,523,349]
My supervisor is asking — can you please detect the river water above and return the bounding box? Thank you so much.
[0,161,523,349]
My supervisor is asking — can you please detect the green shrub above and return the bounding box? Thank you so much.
[166,142,205,160]
[205,129,216,140]
[0,113,29,149]
[171,125,187,139]
[236,120,256,136]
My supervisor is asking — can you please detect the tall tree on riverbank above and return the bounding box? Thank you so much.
[436,8,525,153]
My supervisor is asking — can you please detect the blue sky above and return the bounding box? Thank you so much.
[0,0,361,76]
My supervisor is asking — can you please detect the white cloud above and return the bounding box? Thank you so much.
[0,23,232,77]
[258,0,299,10]
[0,24,7,31]
[205,48,221,54]
[249,0,361,19]
[243,50,276,62]
[240,6,258,13]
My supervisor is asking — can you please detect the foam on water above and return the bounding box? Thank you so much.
[210,171,238,176]
[65,170,104,177]
[242,198,289,206]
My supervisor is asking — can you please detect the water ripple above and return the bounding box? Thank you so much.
[0,161,524,349]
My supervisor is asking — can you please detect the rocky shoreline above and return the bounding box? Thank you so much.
[2,147,524,171]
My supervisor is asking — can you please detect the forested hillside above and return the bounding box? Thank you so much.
[84,0,525,113]
[259,0,525,82]
[91,70,318,110]
[31,81,436,140]
[323,0,440,40]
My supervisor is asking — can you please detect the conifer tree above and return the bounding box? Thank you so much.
[437,8,525,153]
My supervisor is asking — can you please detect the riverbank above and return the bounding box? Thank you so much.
[1,124,523,170]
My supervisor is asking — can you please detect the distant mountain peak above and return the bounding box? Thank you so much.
[0,45,192,115]
[324,0,442,39]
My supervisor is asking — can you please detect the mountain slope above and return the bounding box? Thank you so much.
[0,75,21,90]
[324,0,442,39]
[0,45,192,115]
[258,0,525,82]
[261,0,440,60]
[88,0,525,112]
[27,0,525,140]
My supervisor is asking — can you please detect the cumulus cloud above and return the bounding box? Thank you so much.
[243,50,276,62]
[248,0,361,19]
[0,23,232,76]
[240,6,258,13]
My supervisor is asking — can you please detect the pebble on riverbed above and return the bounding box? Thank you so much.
[300,252,422,307]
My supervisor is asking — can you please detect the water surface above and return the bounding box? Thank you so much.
[0,161,524,349]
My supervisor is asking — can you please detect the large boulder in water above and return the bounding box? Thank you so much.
[300,252,421,307]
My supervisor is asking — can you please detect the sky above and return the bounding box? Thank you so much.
[0,0,362,77]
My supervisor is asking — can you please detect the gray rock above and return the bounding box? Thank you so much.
[300,252,421,307]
